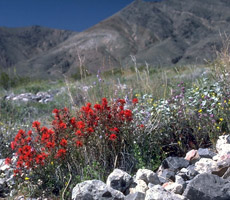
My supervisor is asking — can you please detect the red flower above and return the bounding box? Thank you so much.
[132,98,138,104]
[139,124,144,128]
[102,98,108,107]
[26,137,32,143]
[46,142,55,149]
[22,145,32,154]
[76,140,83,147]
[87,127,94,133]
[77,121,85,129]
[41,133,50,143]
[48,129,54,135]
[52,108,59,114]
[32,121,40,129]
[55,149,66,158]
[11,141,16,150]
[94,104,101,110]
[124,109,132,121]
[15,129,26,142]
[5,158,11,165]
[35,153,47,165]
[110,127,119,133]
[118,99,126,105]
[109,134,117,141]
[60,138,67,147]
[59,122,67,129]
[75,130,83,136]
[27,130,32,136]
[16,161,23,168]
[70,117,76,125]
[64,107,69,112]
[86,103,91,108]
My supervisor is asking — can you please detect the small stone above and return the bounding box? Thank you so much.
[72,180,124,200]
[158,169,176,184]
[135,169,160,185]
[161,157,189,172]
[125,192,145,200]
[216,135,230,155]
[145,185,186,200]
[197,148,216,159]
[106,168,133,193]
[129,179,148,194]
[194,158,218,174]
[163,182,184,195]
[185,150,200,163]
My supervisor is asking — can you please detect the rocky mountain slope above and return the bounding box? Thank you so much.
[1,0,230,78]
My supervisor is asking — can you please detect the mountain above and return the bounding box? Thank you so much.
[1,0,230,78]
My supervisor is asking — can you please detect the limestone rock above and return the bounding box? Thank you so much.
[162,182,184,195]
[129,179,148,194]
[161,157,189,172]
[124,192,145,200]
[145,185,187,200]
[106,169,133,193]
[194,158,218,174]
[197,148,216,159]
[184,150,200,164]
[216,135,230,155]
[183,173,230,200]
[135,169,160,185]
[72,180,125,200]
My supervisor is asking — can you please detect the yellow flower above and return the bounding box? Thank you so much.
[153,103,157,107]
[219,118,224,121]
[135,94,141,97]
[51,161,54,165]
[25,177,30,181]
[201,95,204,98]
[218,103,221,106]
[198,109,202,113]
[147,99,153,103]
[198,127,201,130]
[216,126,220,130]
[224,100,227,103]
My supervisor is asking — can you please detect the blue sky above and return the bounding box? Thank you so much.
[0,0,136,31]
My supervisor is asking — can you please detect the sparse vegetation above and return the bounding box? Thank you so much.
[1,44,230,199]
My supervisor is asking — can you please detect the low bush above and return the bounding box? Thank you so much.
[6,98,141,198]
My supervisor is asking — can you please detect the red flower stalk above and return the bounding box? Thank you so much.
[32,121,41,129]
[5,158,11,165]
[55,149,66,158]
[109,134,117,141]
[60,138,67,147]
[132,98,138,104]
[76,140,83,147]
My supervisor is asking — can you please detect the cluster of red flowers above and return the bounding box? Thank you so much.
[6,97,138,176]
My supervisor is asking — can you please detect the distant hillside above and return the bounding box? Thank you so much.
[0,26,76,72]
[1,0,230,78]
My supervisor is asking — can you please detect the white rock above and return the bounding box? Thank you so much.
[129,179,148,194]
[194,158,218,174]
[135,169,160,185]
[145,185,186,200]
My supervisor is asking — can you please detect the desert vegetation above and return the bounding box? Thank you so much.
[1,44,230,199]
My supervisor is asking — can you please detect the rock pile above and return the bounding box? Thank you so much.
[2,135,230,199]
[71,135,230,200]
[4,91,55,103]
[0,158,14,198]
